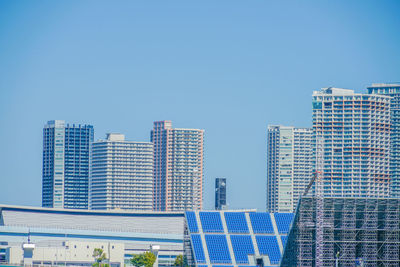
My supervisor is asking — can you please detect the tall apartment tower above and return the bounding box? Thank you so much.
[367,83,400,198]
[267,125,313,213]
[215,178,227,210]
[90,133,153,211]
[312,87,391,198]
[42,120,94,209]
[151,121,204,211]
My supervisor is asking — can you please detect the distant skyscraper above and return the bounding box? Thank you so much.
[215,178,227,210]
[90,133,153,211]
[267,125,313,213]
[312,87,391,198]
[42,120,94,209]
[367,83,400,198]
[151,121,204,211]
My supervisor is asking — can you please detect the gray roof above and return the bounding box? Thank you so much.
[0,204,184,235]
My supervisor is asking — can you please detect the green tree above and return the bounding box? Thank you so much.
[173,255,187,266]
[143,251,156,267]
[130,251,156,267]
[130,254,145,267]
[92,248,109,267]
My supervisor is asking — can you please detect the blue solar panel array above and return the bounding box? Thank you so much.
[256,235,281,264]
[205,235,232,263]
[281,235,288,247]
[200,212,224,233]
[274,213,294,234]
[191,234,206,263]
[230,235,255,264]
[185,211,199,233]
[224,212,249,233]
[249,213,274,233]
[187,211,294,266]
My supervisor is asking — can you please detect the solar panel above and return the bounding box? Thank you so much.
[185,211,199,233]
[274,213,294,234]
[191,234,206,263]
[256,235,281,264]
[224,212,249,233]
[200,212,224,233]
[249,213,274,234]
[205,234,231,263]
[230,235,255,264]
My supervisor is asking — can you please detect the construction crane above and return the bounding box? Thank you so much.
[303,136,323,198]
[303,135,324,266]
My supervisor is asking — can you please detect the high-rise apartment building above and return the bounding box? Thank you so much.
[215,178,227,210]
[367,83,400,198]
[312,87,391,198]
[90,133,153,211]
[151,121,204,211]
[267,125,313,213]
[42,120,94,209]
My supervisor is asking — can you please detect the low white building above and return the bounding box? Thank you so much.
[7,241,124,267]
[0,204,184,266]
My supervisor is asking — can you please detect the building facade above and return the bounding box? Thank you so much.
[90,133,153,211]
[215,178,227,210]
[267,126,313,213]
[0,204,184,267]
[151,121,204,211]
[42,120,94,209]
[367,83,400,198]
[312,88,391,198]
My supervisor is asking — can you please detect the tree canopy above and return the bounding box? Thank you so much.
[92,248,109,267]
[130,251,156,267]
[173,255,188,266]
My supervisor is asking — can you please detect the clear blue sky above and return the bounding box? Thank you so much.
[0,1,399,211]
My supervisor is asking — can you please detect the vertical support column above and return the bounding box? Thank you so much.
[220,211,236,266]
[315,136,325,267]
[195,211,211,266]
[270,213,284,252]
[245,212,271,266]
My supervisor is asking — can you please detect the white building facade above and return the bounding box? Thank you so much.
[312,87,391,198]
[0,205,184,267]
[267,126,313,213]
[90,133,154,211]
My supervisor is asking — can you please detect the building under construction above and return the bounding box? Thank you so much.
[281,197,400,267]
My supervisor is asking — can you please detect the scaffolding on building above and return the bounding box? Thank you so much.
[281,197,400,267]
